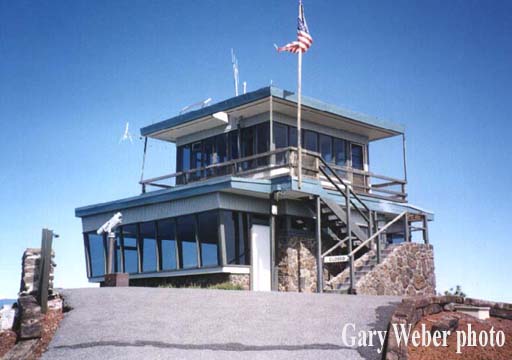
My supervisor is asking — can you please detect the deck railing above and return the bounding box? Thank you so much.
[140,147,407,202]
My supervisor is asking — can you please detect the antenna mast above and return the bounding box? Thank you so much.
[231,48,239,96]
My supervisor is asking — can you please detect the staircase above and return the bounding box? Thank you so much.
[326,244,399,294]
[320,197,369,245]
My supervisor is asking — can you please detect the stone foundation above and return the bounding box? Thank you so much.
[277,233,318,292]
[127,273,250,290]
[357,243,436,296]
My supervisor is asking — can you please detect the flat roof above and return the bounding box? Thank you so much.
[75,175,433,220]
[140,86,405,140]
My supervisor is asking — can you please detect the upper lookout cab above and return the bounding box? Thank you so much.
[76,86,433,294]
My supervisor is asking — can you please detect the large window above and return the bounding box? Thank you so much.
[85,210,255,279]
[122,224,139,274]
[140,222,157,273]
[158,219,178,271]
[177,215,198,268]
[197,211,219,267]
[87,233,105,277]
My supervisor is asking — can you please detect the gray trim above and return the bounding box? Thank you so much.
[140,86,404,138]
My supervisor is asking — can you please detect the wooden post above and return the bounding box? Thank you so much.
[38,229,54,314]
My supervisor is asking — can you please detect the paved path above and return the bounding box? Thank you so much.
[43,288,400,360]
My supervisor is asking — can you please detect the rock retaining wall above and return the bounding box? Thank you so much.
[19,248,56,297]
[357,243,435,296]
[385,296,512,360]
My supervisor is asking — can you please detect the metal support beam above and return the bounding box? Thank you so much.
[402,133,408,195]
[422,215,429,245]
[38,229,56,314]
[315,196,323,293]
[270,192,278,291]
[345,183,354,293]
[404,213,410,242]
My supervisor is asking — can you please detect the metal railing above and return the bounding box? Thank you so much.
[140,147,408,202]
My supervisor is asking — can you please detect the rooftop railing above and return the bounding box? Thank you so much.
[140,147,407,202]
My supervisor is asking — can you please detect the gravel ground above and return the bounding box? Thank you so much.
[42,287,400,360]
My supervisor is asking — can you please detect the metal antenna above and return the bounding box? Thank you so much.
[231,48,239,96]
[119,122,133,143]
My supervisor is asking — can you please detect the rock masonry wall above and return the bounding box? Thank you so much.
[277,234,318,292]
[356,243,436,296]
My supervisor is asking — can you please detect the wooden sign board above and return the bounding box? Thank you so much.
[324,255,349,263]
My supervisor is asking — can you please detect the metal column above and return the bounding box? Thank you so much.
[315,196,323,293]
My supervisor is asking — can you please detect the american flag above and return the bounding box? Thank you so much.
[277,1,313,54]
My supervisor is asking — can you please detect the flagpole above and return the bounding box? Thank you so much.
[297,49,303,189]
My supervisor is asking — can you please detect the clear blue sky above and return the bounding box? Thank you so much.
[1,0,511,301]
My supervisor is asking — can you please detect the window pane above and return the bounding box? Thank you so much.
[140,222,157,273]
[158,219,177,270]
[256,122,270,166]
[87,233,105,277]
[203,137,215,177]
[274,123,288,164]
[222,211,237,264]
[334,138,347,166]
[229,131,239,160]
[177,144,191,184]
[289,127,298,147]
[198,211,219,267]
[351,144,364,170]
[191,141,203,180]
[115,231,122,273]
[319,134,332,163]
[122,224,139,274]
[240,214,249,265]
[303,130,318,152]
[177,215,198,268]
[241,126,255,169]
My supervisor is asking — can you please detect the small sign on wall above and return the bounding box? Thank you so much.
[324,255,349,263]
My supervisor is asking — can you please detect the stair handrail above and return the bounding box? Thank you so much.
[318,166,370,225]
[349,211,407,258]
[301,148,370,211]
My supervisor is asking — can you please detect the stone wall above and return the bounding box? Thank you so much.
[19,248,56,297]
[357,243,436,296]
[128,273,250,290]
[277,233,318,292]
[16,248,57,340]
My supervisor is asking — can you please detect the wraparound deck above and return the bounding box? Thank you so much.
[140,147,408,203]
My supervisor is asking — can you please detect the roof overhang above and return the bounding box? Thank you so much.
[140,86,405,142]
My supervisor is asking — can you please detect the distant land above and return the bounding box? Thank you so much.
[0,299,16,308]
